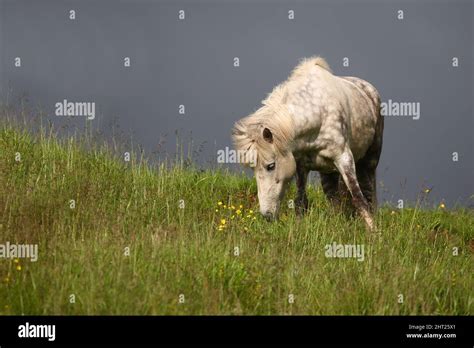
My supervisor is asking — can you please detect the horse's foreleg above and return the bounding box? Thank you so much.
[295,163,309,216]
[334,150,375,231]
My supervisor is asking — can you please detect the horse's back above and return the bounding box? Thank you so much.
[282,60,382,164]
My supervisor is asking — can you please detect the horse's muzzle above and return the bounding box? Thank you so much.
[262,212,276,222]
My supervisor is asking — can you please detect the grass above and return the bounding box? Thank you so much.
[0,117,473,315]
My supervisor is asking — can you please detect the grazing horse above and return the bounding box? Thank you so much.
[232,57,384,230]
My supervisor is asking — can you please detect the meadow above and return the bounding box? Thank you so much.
[0,115,472,315]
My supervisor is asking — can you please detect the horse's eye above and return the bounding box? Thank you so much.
[266,162,276,171]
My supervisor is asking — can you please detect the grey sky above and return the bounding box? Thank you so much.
[0,0,472,207]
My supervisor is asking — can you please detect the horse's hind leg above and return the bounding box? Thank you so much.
[337,175,356,216]
[334,149,374,231]
[356,109,384,213]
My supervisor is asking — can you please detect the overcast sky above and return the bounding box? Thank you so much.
[1,0,472,207]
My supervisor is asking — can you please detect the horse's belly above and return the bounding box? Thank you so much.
[313,154,337,173]
[296,151,337,173]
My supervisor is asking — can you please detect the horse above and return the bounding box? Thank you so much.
[232,57,384,230]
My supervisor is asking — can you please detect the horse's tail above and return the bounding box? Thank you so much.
[363,89,384,211]
[343,77,384,211]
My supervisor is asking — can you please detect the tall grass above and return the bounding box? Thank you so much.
[0,117,472,315]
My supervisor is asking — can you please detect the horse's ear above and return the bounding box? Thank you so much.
[262,127,273,144]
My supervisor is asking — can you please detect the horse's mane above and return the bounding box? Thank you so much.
[232,56,330,166]
[291,56,332,77]
[232,84,295,166]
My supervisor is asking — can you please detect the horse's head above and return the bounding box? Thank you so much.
[232,114,296,220]
[253,127,296,220]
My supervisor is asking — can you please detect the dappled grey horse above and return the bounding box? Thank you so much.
[232,57,384,230]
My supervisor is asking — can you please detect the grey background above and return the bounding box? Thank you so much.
[0,0,472,207]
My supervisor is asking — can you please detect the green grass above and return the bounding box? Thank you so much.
[0,120,473,315]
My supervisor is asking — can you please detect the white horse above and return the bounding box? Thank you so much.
[232,57,384,230]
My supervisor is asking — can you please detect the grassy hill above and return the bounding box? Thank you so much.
[0,121,472,315]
